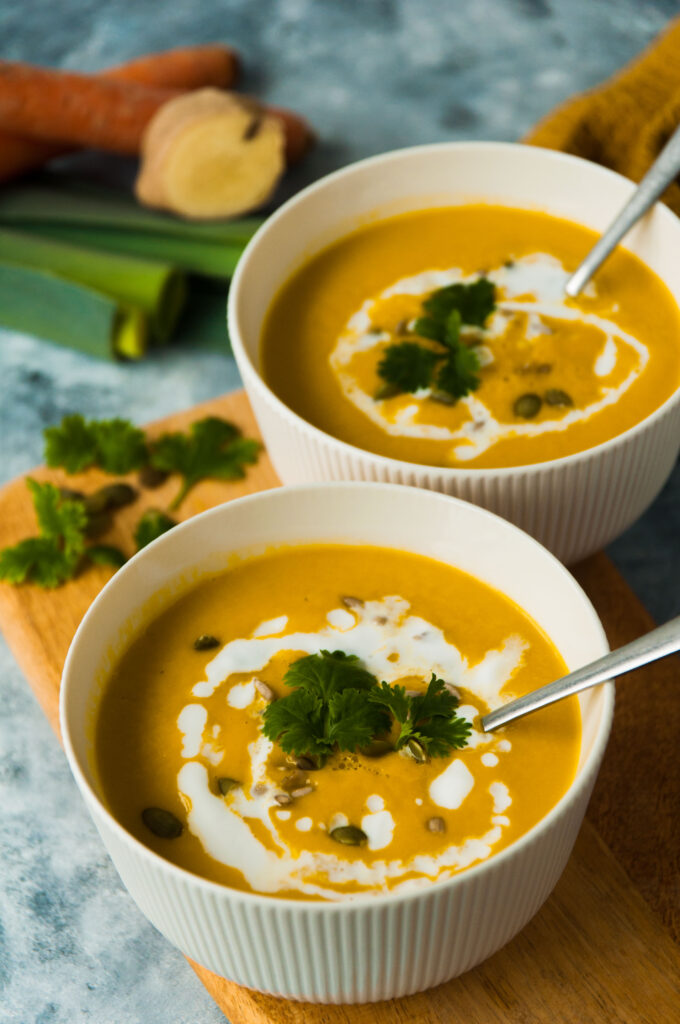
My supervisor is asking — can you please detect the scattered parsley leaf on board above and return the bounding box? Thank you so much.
[85,544,127,569]
[134,509,177,550]
[149,416,261,509]
[0,479,87,588]
[44,414,148,475]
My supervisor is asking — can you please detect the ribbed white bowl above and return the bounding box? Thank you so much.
[61,483,613,1003]
[228,142,680,564]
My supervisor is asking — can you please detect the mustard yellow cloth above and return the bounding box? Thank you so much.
[524,18,680,216]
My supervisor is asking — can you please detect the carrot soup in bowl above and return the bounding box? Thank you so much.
[229,143,680,562]
[61,483,613,1001]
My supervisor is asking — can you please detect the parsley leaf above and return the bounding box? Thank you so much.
[377,342,440,394]
[44,414,148,475]
[435,345,481,401]
[149,417,261,509]
[374,278,494,405]
[134,509,177,550]
[284,649,377,702]
[0,479,87,588]
[262,688,329,757]
[423,277,495,327]
[327,690,391,751]
[370,674,471,756]
[86,544,127,569]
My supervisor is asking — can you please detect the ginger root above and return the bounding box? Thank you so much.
[135,89,285,220]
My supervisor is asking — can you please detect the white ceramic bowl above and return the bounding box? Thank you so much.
[61,483,613,1003]
[228,142,680,564]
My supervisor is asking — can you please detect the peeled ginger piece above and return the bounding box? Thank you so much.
[135,88,285,220]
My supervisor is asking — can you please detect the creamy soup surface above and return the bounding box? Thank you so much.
[96,545,581,901]
[261,206,680,468]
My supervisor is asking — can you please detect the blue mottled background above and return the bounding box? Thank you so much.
[0,2,678,1021]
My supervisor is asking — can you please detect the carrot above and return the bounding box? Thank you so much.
[0,45,241,183]
[0,59,313,178]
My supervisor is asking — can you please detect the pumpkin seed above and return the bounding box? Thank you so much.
[430,390,456,406]
[217,777,240,796]
[282,770,306,792]
[545,388,573,407]
[513,393,542,419]
[406,738,428,763]
[85,483,137,515]
[291,786,313,799]
[138,464,169,489]
[426,816,446,833]
[274,792,292,806]
[341,595,364,611]
[254,678,276,702]
[374,382,401,401]
[85,510,113,538]
[395,318,409,335]
[142,807,183,839]
[59,487,85,502]
[329,825,368,846]
[295,755,318,771]
[360,739,394,758]
[193,634,220,651]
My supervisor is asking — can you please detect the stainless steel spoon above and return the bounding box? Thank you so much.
[564,122,680,298]
[482,614,680,732]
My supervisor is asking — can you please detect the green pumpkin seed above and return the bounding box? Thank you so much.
[138,464,169,489]
[85,483,137,515]
[85,510,113,538]
[374,381,401,401]
[513,393,542,419]
[430,390,456,406]
[217,777,240,796]
[142,807,183,839]
[295,755,319,771]
[193,634,220,651]
[544,388,573,407]
[282,770,307,792]
[59,487,85,502]
[406,738,428,763]
[330,825,368,846]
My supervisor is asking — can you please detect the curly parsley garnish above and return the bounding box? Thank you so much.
[0,479,125,588]
[376,277,495,403]
[44,414,148,475]
[261,650,471,763]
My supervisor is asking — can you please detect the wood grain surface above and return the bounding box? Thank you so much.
[0,390,677,1024]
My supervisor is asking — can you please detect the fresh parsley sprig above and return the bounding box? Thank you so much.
[376,278,495,403]
[149,417,261,510]
[369,674,471,757]
[261,650,471,763]
[44,414,148,475]
[0,479,124,588]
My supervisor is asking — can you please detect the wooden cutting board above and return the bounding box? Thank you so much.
[0,390,678,1024]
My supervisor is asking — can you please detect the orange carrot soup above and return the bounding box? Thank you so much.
[261,206,680,468]
[96,544,580,900]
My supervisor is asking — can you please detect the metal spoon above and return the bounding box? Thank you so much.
[482,614,680,732]
[564,122,680,298]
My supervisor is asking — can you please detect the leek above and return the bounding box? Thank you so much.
[0,262,147,360]
[0,228,186,342]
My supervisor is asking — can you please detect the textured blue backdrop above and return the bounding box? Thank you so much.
[0,2,678,1021]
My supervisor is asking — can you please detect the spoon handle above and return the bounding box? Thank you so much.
[482,613,680,732]
[564,122,680,298]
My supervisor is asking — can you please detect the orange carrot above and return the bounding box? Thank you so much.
[0,59,313,180]
[0,45,241,182]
